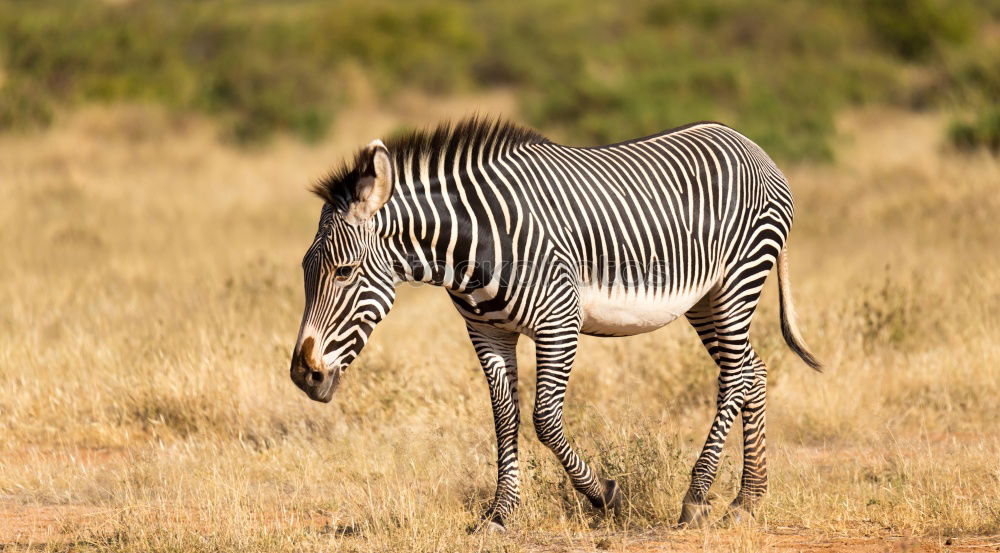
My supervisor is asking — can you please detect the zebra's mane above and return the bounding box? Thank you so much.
[312,117,547,204]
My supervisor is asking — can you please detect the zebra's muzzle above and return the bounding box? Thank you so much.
[290,335,344,402]
[292,363,343,403]
[307,368,341,402]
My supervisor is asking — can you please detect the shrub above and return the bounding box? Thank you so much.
[0,0,997,158]
[949,109,1000,153]
[862,0,974,60]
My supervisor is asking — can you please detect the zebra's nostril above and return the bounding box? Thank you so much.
[308,370,325,385]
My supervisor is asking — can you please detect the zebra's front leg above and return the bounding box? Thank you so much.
[533,327,621,516]
[467,323,522,531]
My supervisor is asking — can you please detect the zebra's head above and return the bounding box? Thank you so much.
[291,140,397,403]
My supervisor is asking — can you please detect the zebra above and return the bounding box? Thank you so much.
[290,117,821,531]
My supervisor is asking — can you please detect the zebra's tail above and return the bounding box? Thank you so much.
[777,246,823,371]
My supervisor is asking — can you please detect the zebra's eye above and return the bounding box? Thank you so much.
[333,265,355,281]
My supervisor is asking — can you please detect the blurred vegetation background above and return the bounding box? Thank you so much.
[0,0,997,160]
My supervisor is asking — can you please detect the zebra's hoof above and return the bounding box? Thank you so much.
[588,478,622,517]
[720,501,756,526]
[677,500,712,528]
[483,519,506,533]
[467,517,506,534]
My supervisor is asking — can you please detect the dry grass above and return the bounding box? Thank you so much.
[1,102,998,552]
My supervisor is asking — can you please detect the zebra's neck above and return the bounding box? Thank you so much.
[376,143,524,294]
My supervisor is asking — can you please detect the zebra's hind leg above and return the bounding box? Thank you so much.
[678,285,764,528]
[533,326,622,518]
[466,323,522,531]
[724,350,768,525]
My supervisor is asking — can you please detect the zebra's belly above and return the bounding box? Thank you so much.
[578,283,712,337]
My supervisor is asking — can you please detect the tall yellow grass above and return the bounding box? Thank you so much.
[1,104,998,552]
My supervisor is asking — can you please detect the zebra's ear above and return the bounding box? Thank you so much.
[346,139,394,225]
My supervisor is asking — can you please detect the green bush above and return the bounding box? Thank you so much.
[949,109,1000,153]
[0,0,997,158]
[862,0,973,60]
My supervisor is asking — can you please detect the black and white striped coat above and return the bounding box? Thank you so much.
[290,118,820,530]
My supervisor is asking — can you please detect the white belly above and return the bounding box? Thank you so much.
[579,283,713,336]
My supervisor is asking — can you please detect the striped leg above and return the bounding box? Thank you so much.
[467,323,522,530]
[678,277,766,527]
[727,351,768,522]
[533,325,621,515]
